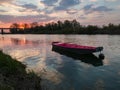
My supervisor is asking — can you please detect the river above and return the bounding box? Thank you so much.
[0,35,120,90]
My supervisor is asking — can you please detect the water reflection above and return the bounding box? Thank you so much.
[10,38,40,46]
[0,37,40,47]
[52,47,103,67]
[0,35,120,90]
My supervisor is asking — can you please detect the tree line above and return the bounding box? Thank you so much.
[10,19,120,34]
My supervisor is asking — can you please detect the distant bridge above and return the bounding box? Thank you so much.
[0,28,20,34]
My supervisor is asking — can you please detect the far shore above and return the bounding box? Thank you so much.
[1,20,120,35]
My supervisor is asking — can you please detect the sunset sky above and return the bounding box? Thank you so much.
[0,0,120,27]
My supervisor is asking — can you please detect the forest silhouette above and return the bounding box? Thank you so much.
[10,19,120,34]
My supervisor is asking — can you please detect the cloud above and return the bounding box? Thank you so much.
[0,15,14,23]
[40,0,58,6]
[66,9,78,14]
[83,4,113,14]
[21,3,38,10]
[83,4,94,11]
[39,0,81,15]
[0,0,14,4]
[0,10,6,12]
[0,3,39,16]
[105,0,117,2]
[54,0,81,10]
[79,15,86,19]
[0,15,56,23]
[90,0,97,2]
[93,6,113,12]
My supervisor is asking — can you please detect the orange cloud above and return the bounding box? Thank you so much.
[0,0,14,4]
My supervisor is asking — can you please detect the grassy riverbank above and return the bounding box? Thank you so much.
[0,50,41,90]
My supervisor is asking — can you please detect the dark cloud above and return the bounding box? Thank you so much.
[40,0,58,6]
[0,15,14,23]
[83,4,93,11]
[83,4,94,14]
[19,9,27,12]
[0,15,56,23]
[59,0,80,7]
[54,0,81,10]
[83,4,113,14]
[18,3,39,12]
[21,3,38,10]
[0,10,6,12]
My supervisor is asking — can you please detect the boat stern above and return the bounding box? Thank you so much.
[96,47,103,52]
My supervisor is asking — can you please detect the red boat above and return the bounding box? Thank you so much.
[52,42,104,54]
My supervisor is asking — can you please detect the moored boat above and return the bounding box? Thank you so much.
[52,42,104,59]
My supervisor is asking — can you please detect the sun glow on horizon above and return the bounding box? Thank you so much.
[19,25,24,29]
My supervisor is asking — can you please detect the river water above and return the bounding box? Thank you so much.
[0,35,120,90]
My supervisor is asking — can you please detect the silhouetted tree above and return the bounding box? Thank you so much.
[22,23,29,29]
[10,23,19,33]
[30,22,38,28]
[57,20,63,30]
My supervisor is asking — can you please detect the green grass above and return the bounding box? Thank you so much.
[0,50,26,75]
[0,84,14,90]
[0,50,41,90]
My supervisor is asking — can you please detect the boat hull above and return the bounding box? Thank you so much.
[52,42,103,54]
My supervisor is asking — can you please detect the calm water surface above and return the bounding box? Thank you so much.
[0,35,120,90]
